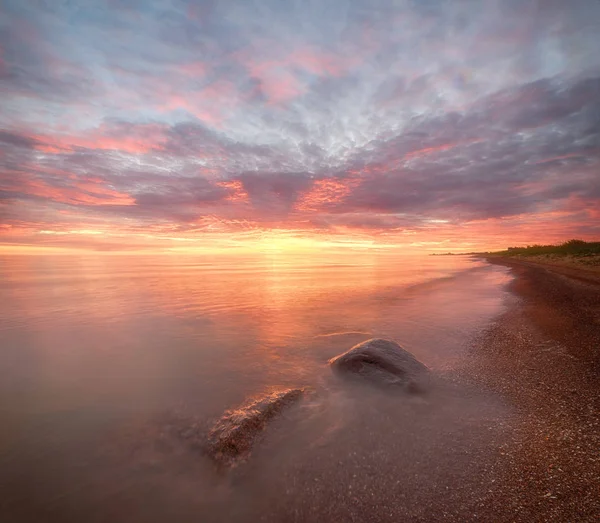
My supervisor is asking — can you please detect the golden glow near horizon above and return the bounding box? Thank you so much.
[0,226,503,256]
[1,205,597,256]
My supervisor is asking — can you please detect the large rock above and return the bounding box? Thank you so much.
[207,388,304,467]
[328,338,429,390]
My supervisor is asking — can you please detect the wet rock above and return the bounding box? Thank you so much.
[328,338,429,390]
[207,388,304,467]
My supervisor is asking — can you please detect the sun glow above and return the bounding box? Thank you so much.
[2,206,594,256]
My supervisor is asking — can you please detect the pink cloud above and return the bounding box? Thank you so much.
[5,176,134,207]
[238,45,359,104]
[561,195,600,221]
[30,123,169,154]
[159,80,237,125]
[287,49,355,76]
[177,61,209,78]
[403,143,459,160]
[0,46,5,76]
[261,71,305,104]
[534,153,586,165]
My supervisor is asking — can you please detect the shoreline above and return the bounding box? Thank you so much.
[463,255,600,521]
[481,254,600,286]
[480,255,600,366]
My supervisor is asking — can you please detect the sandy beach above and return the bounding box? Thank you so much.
[461,256,600,521]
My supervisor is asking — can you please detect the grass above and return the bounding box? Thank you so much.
[487,239,600,269]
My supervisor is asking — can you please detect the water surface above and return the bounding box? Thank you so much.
[0,252,513,521]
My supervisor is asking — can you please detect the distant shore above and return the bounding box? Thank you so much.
[463,254,600,521]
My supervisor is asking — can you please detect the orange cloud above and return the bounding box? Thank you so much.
[295,177,362,211]
[217,180,250,203]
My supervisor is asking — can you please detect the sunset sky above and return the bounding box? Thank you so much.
[1,0,599,253]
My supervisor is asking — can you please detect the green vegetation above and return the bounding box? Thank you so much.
[495,239,600,257]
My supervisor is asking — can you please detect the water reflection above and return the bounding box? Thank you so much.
[0,252,511,406]
[0,252,512,522]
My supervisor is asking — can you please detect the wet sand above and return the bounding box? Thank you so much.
[460,256,600,521]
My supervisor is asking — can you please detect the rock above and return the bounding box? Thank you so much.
[328,338,429,390]
[207,388,304,467]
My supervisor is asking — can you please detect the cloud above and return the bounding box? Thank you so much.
[1,0,600,249]
[0,130,41,149]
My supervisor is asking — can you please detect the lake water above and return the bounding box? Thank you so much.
[0,253,513,522]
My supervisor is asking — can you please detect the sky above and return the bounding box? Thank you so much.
[1,0,599,253]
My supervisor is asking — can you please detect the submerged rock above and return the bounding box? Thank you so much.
[207,388,304,467]
[329,338,429,390]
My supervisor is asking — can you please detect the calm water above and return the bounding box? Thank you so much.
[0,253,513,522]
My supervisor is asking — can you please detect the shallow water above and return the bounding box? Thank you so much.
[0,253,513,521]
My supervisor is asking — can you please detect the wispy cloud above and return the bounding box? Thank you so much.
[1,0,599,251]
